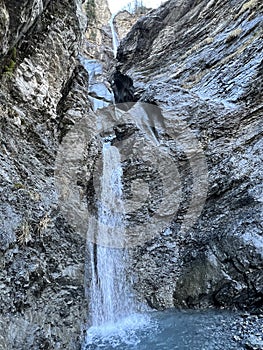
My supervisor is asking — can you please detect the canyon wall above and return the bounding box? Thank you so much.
[83,0,113,67]
[115,0,263,311]
[0,1,90,348]
[0,0,262,348]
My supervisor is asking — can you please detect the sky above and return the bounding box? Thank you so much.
[108,0,164,15]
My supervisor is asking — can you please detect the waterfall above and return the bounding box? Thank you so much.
[109,15,119,57]
[86,142,135,327]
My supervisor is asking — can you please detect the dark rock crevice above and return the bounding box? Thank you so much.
[111,69,136,104]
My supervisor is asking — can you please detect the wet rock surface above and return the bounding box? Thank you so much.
[232,313,263,350]
[0,0,90,349]
[116,0,263,311]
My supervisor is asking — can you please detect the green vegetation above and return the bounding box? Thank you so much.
[13,183,26,190]
[3,47,17,76]
[85,0,96,24]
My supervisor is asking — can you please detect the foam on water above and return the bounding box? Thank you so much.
[83,309,254,350]
[83,313,155,349]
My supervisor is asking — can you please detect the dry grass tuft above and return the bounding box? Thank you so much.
[17,220,31,245]
[37,213,50,235]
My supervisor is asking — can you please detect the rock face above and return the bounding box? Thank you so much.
[115,0,263,311]
[83,0,114,69]
[0,1,90,349]
[114,10,144,41]
[0,0,50,59]
[0,0,262,348]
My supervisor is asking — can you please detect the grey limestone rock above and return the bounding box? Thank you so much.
[116,0,263,311]
[0,1,89,349]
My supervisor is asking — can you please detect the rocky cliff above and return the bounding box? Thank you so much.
[116,0,263,311]
[0,0,262,348]
[0,1,89,349]
[83,0,113,68]
[114,10,146,41]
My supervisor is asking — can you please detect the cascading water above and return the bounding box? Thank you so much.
[82,142,152,349]
[80,38,151,349]
[87,142,135,326]
[109,15,119,57]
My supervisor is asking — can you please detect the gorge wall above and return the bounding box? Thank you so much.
[0,0,262,349]
[83,0,113,67]
[114,9,147,41]
[116,0,263,311]
[0,0,90,348]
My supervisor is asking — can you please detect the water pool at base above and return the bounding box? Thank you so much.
[82,309,245,350]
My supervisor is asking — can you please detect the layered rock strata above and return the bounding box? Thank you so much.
[115,0,263,311]
[0,1,90,348]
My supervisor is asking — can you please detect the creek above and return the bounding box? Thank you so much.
[82,309,247,349]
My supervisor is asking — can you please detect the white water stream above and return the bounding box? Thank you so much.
[109,15,119,57]
[85,143,136,328]
[82,142,152,349]
[81,53,150,349]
